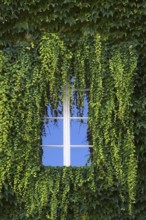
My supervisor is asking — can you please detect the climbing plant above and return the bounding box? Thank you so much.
[0,33,140,219]
[0,0,146,47]
[89,39,137,213]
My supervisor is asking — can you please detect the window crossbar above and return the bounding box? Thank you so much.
[44,117,88,119]
[41,145,93,148]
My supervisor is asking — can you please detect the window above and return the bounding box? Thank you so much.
[41,84,93,166]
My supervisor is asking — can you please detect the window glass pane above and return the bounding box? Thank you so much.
[42,119,63,145]
[70,119,89,145]
[71,147,90,166]
[71,76,74,84]
[42,147,63,166]
[71,92,89,117]
[47,102,63,117]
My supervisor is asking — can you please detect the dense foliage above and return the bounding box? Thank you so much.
[0,1,145,219]
[0,34,143,219]
[0,0,146,47]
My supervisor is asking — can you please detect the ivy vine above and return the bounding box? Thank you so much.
[0,34,138,219]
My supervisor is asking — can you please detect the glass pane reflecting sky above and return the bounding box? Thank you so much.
[42,120,63,145]
[71,147,90,166]
[47,102,63,117]
[70,119,89,145]
[42,147,63,166]
[71,92,89,117]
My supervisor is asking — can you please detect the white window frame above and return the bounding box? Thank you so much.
[42,84,93,166]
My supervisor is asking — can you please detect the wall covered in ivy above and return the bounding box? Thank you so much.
[0,33,145,220]
[0,1,146,220]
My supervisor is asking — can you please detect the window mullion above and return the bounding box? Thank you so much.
[63,83,70,166]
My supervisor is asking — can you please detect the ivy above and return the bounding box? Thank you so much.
[0,2,145,218]
[89,40,137,213]
[39,33,72,111]
[0,1,146,46]
[0,34,144,219]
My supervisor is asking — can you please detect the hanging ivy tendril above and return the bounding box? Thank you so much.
[0,33,138,219]
[39,33,72,113]
[89,39,137,214]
